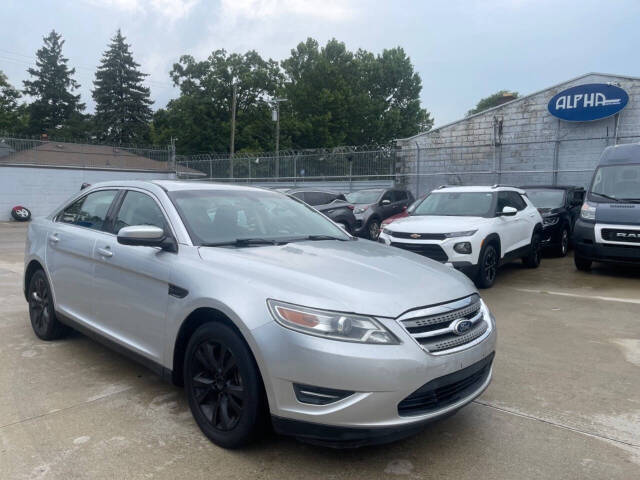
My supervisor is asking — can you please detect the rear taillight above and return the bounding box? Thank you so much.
[347,205,354,210]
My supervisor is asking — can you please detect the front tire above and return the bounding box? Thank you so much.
[184,322,265,449]
[367,219,381,240]
[475,243,498,289]
[28,270,68,340]
[523,233,542,268]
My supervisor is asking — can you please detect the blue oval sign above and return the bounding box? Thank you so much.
[548,83,628,122]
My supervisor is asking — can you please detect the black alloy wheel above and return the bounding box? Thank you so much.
[191,340,244,431]
[28,270,67,340]
[523,234,542,268]
[476,244,498,289]
[184,323,265,448]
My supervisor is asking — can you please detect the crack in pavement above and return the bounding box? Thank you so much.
[473,399,640,449]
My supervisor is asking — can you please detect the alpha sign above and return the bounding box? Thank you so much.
[548,83,628,122]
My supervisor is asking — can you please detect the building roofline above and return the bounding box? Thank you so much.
[397,72,640,143]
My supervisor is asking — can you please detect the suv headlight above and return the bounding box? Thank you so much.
[580,201,596,221]
[267,300,400,344]
[543,215,560,226]
[444,230,477,238]
[354,206,368,214]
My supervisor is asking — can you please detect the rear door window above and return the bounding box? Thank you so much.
[57,190,118,231]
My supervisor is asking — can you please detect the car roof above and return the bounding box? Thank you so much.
[433,185,525,194]
[520,185,584,191]
[85,180,277,193]
[286,188,343,194]
[600,143,640,165]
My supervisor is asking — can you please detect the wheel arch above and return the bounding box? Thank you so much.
[24,259,45,301]
[482,233,501,258]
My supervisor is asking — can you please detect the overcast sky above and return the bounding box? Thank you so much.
[2,0,640,128]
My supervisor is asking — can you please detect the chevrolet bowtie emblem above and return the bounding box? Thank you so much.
[410,233,421,239]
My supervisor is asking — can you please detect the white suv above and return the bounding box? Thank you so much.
[378,186,543,288]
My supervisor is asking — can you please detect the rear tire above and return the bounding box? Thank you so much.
[184,322,265,449]
[28,270,68,340]
[575,255,592,271]
[523,233,542,268]
[475,243,498,289]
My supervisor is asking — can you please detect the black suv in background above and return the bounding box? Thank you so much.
[345,188,414,240]
[287,188,357,233]
[521,185,585,256]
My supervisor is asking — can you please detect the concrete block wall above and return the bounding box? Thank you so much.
[0,166,174,221]
[398,74,640,197]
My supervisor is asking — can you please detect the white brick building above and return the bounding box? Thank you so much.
[397,73,640,196]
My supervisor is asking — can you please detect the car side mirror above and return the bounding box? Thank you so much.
[381,199,391,205]
[499,206,518,217]
[117,225,177,252]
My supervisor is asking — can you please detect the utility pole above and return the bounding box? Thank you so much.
[229,81,237,179]
[272,97,287,179]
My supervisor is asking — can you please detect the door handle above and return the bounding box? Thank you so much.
[48,234,59,244]
[97,247,113,258]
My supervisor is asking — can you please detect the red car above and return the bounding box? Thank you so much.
[380,194,428,229]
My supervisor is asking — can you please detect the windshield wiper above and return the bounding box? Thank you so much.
[620,198,640,204]
[289,234,350,242]
[201,238,285,247]
[591,191,621,202]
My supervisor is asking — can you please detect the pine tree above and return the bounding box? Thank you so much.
[23,30,84,135]
[92,30,153,144]
[0,70,22,132]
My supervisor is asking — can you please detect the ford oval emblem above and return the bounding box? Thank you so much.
[452,319,473,336]
[548,83,628,122]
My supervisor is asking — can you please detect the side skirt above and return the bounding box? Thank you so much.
[56,311,174,384]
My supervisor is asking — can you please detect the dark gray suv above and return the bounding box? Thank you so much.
[346,188,414,240]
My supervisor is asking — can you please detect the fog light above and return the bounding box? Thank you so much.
[454,242,472,254]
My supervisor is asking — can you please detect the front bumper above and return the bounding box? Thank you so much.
[252,306,497,445]
[574,219,640,264]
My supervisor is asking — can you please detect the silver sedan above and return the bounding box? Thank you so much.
[23,180,496,448]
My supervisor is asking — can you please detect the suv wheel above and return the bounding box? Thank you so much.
[523,233,542,268]
[476,243,498,289]
[557,227,569,257]
[368,219,381,240]
[575,255,592,271]
[28,270,68,340]
[184,322,265,449]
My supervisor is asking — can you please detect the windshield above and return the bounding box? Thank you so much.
[413,192,494,217]
[526,189,565,209]
[169,189,349,245]
[591,165,640,200]
[345,190,382,204]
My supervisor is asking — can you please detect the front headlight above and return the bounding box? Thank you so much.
[267,299,400,344]
[444,230,477,238]
[543,215,560,226]
[382,228,392,235]
[580,201,596,221]
[354,206,368,214]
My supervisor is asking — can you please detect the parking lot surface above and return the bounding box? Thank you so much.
[1,221,639,479]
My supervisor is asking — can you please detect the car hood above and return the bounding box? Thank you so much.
[385,215,490,233]
[596,202,640,225]
[198,240,476,318]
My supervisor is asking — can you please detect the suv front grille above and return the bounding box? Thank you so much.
[397,294,490,354]
[398,352,494,416]
[388,231,447,240]
[602,228,640,244]
[390,242,448,262]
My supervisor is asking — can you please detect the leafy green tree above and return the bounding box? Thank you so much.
[153,49,282,154]
[23,30,84,135]
[92,30,153,144]
[0,70,22,132]
[467,90,518,116]
[281,38,431,148]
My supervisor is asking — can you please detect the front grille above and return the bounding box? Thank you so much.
[602,229,640,244]
[397,294,490,354]
[387,231,447,240]
[391,242,448,262]
[398,352,494,416]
